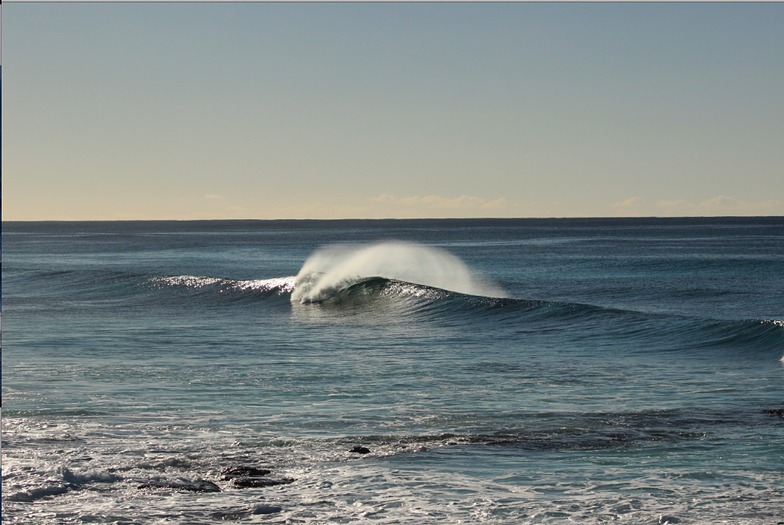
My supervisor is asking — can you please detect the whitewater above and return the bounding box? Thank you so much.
[291,241,506,303]
[3,218,783,524]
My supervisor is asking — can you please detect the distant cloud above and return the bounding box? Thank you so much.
[655,199,690,215]
[372,194,397,204]
[615,196,642,208]
[656,195,784,216]
[613,196,643,216]
[204,194,224,200]
[372,194,508,211]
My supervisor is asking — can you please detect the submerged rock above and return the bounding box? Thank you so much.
[232,477,294,488]
[6,483,74,502]
[210,503,284,520]
[219,464,293,488]
[252,504,283,514]
[210,509,250,521]
[220,466,272,480]
[350,446,371,454]
[138,479,221,493]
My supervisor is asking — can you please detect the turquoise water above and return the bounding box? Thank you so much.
[2,218,783,524]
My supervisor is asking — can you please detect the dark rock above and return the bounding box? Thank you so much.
[220,465,293,489]
[252,504,283,515]
[6,484,74,502]
[138,479,221,493]
[659,516,680,524]
[766,408,784,419]
[350,446,371,454]
[232,477,295,488]
[220,466,272,481]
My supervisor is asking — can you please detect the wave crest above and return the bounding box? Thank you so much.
[150,275,295,296]
[291,242,505,304]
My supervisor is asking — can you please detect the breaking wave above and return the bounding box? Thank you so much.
[291,241,505,304]
[138,238,784,360]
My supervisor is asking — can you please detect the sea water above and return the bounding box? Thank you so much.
[2,218,783,524]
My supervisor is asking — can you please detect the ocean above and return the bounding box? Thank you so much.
[2,217,783,524]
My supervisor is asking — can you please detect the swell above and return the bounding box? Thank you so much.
[306,276,784,357]
[4,268,296,311]
[12,268,783,358]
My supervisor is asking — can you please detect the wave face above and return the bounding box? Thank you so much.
[291,241,505,304]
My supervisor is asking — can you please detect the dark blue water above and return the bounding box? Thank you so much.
[3,218,783,524]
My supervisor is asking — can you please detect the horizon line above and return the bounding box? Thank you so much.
[3,215,783,224]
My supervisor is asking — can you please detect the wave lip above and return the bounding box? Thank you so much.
[291,241,505,304]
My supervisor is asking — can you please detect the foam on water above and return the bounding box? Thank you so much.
[291,241,505,304]
[4,413,784,524]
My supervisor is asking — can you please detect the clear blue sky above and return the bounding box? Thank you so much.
[4,2,783,220]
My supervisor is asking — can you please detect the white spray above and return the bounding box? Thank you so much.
[291,241,505,303]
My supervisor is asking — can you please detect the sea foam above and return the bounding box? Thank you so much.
[291,241,505,304]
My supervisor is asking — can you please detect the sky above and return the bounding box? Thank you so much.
[3,2,784,220]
